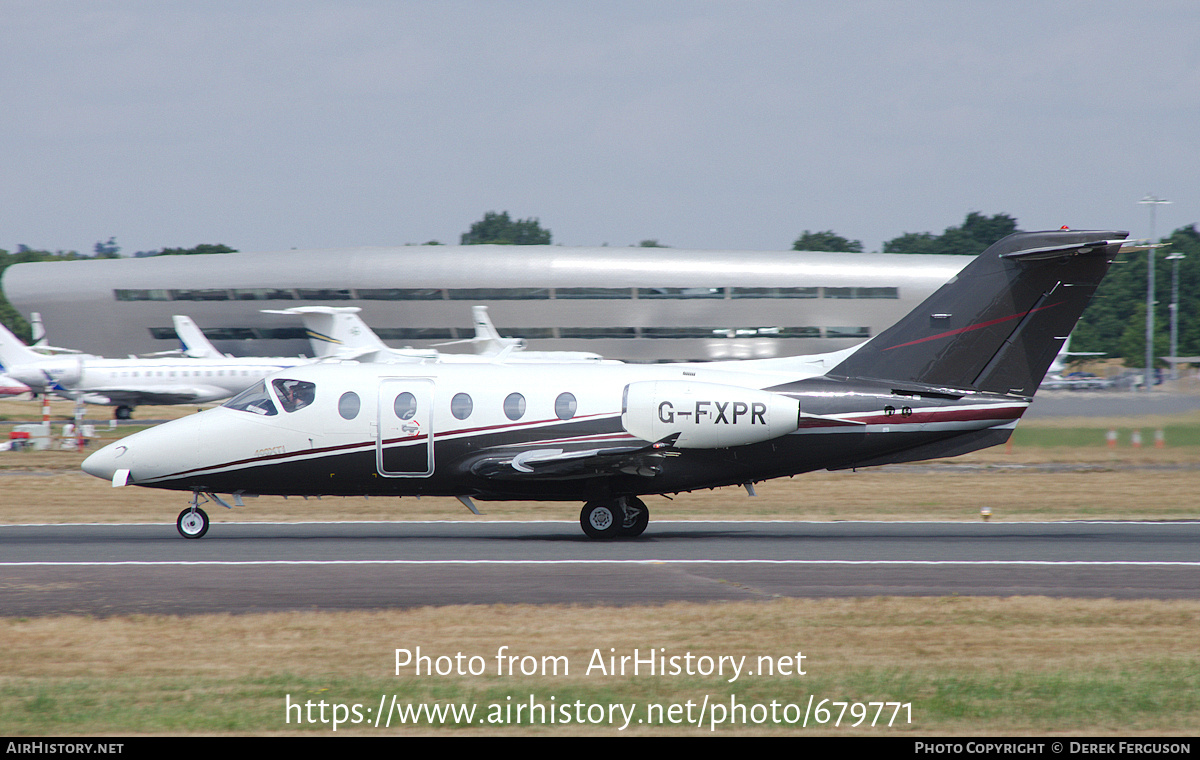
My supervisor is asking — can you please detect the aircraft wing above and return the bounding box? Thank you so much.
[78,386,233,406]
[466,434,679,480]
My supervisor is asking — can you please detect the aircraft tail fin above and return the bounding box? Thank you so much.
[828,229,1128,396]
[432,306,526,355]
[0,320,45,370]
[30,312,47,347]
[262,306,388,358]
[172,316,224,358]
[470,305,525,355]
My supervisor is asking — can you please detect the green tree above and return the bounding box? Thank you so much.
[460,211,552,245]
[1074,224,1200,365]
[93,237,120,257]
[883,212,1018,255]
[791,230,863,253]
[638,240,669,248]
[155,243,237,256]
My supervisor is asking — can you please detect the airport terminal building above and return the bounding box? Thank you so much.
[2,245,966,362]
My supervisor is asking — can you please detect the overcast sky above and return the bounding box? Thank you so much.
[2,1,1197,256]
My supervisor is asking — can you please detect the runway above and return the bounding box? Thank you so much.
[2,520,1198,615]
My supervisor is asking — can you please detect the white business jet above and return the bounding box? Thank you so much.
[82,230,1130,539]
[0,321,307,419]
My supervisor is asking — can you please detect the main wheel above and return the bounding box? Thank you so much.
[177,507,209,539]
[580,501,623,539]
[618,497,649,538]
[115,406,133,420]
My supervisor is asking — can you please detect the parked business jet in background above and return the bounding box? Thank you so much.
[265,305,610,364]
[0,321,308,418]
[436,305,609,363]
[28,312,92,357]
[82,230,1129,538]
[172,315,232,359]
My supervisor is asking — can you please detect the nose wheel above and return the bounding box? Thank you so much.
[177,506,209,539]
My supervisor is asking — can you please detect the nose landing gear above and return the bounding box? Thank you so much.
[177,505,209,538]
[176,490,216,538]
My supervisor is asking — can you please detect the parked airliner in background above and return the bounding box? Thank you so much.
[0,321,308,418]
[265,305,610,364]
[82,229,1130,539]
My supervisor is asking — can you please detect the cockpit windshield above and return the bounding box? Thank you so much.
[223,381,278,416]
[272,378,316,413]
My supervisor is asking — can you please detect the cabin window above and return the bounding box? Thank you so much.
[338,392,360,420]
[555,392,577,420]
[223,381,277,416]
[503,393,526,421]
[451,393,473,420]
[394,392,417,420]
[272,379,316,413]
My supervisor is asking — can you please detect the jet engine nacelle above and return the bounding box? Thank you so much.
[621,380,800,449]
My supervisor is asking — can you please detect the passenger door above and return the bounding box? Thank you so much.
[376,378,435,477]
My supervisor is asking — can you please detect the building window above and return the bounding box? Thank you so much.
[232,289,295,300]
[447,288,550,300]
[356,288,445,300]
[553,287,633,299]
[297,288,353,300]
[170,289,230,301]
[637,287,723,299]
[114,289,171,301]
[730,287,819,299]
[825,327,870,339]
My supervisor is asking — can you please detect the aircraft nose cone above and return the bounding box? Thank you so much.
[82,441,131,482]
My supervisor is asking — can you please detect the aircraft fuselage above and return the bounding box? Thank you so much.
[82,360,1025,502]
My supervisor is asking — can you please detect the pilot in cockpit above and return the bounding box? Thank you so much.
[273,379,315,413]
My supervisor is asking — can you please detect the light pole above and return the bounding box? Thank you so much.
[1139,194,1171,391]
[1167,251,1185,381]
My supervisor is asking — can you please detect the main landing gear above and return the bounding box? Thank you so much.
[580,496,649,539]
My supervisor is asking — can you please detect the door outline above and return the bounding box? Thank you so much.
[377,377,435,477]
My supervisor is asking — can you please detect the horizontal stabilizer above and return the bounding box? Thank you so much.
[999,238,1129,262]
